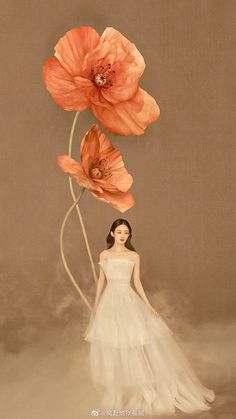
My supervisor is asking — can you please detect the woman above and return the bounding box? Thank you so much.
[84,219,215,416]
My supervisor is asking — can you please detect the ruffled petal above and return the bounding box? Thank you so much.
[94,172,133,193]
[87,27,145,104]
[82,41,116,77]
[83,127,133,192]
[57,155,102,192]
[90,189,135,212]
[80,125,100,177]
[91,87,160,135]
[101,61,140,103]
[100,27,145,76]
[97,147,133,192]
[42,57,90,110]
[54,26,100,76]
[82,27,145,105]
[97,131,114,155]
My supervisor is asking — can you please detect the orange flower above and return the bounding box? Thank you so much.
[43,26,160,136]
[57,125,135,212]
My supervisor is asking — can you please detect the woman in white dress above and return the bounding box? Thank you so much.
[84,219,215,416]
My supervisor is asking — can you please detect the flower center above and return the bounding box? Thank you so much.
[90,158,112,180]
[90,167,103,179]
[94,74,107,87]
[91,58,116,89]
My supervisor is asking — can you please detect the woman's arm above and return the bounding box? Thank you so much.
[133,254,159,316]
[93,256,106,313]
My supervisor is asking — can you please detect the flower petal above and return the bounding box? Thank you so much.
[80,125,100,177]
[101,61,140,104]
[91,87,160,135]
[82,41,116,77]
[86,27,145,104]
[43,57,90,110]
[94,174,133,193]
[84,128,133,192]
[100,27,145,75]
[57,155,102,192]
[54,27,100,76]
[90,189,135,212]
[97,147,133,192]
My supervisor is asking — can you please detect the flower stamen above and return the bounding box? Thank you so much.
[90,158,112,179]
[91,58,116,89]
[90,167,103,179]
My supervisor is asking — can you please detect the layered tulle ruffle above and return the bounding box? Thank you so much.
[83,258,215,415]
[89,333,215,415]
[84,283,172,348]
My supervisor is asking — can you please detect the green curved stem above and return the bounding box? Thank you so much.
[59,188,93,312]
[68,112,98,284]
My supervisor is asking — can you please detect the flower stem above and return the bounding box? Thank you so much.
[59,188,93,311]
[68,111,98,284]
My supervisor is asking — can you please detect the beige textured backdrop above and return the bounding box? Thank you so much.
[0,1,235,418]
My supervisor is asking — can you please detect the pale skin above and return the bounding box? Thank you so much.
[92,224,159,318]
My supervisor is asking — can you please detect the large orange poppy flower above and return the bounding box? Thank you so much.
[57,125,135,212]
[43,26,160,136]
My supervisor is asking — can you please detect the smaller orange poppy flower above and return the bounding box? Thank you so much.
[57,125,135,212]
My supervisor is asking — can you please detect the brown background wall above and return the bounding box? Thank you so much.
[0,0,235,347]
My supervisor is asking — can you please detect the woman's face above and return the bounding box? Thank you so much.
[112,224,130,245]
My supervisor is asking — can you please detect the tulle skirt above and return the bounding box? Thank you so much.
[84,285,215,415]
[89,337,215,416]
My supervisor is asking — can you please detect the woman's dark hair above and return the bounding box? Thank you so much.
[106,219,136,251]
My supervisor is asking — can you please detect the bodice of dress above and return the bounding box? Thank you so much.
[84,256,175,348]
[99,257,135,290]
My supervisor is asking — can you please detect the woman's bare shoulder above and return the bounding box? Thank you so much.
[99,249,109,259]
[131,251,140,261]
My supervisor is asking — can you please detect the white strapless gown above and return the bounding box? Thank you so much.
[83,258,215,416]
